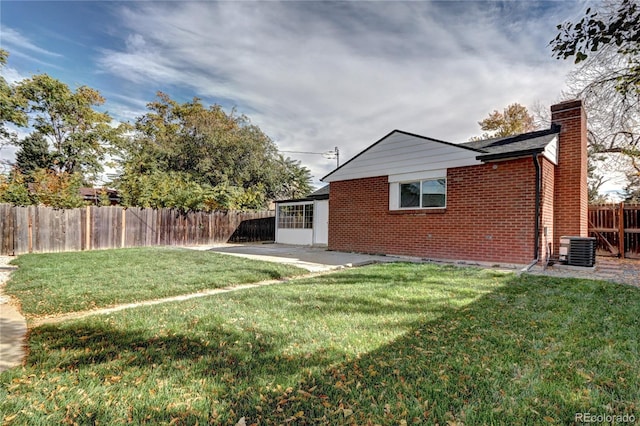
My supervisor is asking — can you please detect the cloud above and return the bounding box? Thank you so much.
[97,1,580,185]
[2,27,63,58]
[101,93,150,123]
[0,124,30,170]
[1,66,27,85]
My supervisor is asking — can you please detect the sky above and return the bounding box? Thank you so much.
[1,0,624,193]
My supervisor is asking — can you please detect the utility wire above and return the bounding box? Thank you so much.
[281,147,340,167]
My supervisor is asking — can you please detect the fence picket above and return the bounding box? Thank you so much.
[0,204,275,255]
[589,203,640,259]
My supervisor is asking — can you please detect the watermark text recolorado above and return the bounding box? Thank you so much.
[575,413,636,424]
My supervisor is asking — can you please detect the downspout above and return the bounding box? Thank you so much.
[525,153,542,272]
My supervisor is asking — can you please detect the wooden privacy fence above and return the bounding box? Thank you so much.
[589,203,640,259]
[0,204,275,256]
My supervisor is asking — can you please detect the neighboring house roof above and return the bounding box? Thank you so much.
[322,126,560,183]
[79,187,120,204]
[25,185,120,204]
[309,184,330,198]
[274,185,330,204]
[78,187,118,197]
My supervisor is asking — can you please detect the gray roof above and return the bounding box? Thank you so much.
[309,184,330,198]
[274,184,330,203]
[460,125,560,160]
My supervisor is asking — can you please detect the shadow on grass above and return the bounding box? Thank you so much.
[30,321,336,379]
[2,272,639,425]
[14,318,351,424]
[255,274,640,425]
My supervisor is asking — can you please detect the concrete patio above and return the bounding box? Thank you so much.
[199,243,403,272]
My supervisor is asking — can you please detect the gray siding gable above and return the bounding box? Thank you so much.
[322,130,483,183]
[321,127,561,183]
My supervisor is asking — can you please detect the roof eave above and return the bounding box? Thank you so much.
[274,194,329,204]
[476,148,545,162]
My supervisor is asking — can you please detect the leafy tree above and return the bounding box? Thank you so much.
[0,50,27,132]
[0,50,27,171]
[15,74,127,181]
[0,171,31,206]
[552,0,640,200]
[116,170,265,212]
[14,132,53,177]
[28,169,85,209]
[271,154,313,201]
[118,92,312,210]
[0,168,85,208]
[1,55,128,206]
[470,103,537,140]
[98,188,112,207]
[551,0,639,96]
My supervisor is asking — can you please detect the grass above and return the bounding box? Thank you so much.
[1,261,639,425]
[4,247,306,317]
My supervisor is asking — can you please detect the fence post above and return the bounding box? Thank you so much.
[618,202,625,259]
[28,207,33,253]
[85,205,91,251]
[121,208,126,248]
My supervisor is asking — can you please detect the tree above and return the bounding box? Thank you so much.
[118,92,312,210]
[28,169,85,209]
[624,162,640,201]
[0,50,27,171]
[0,171,31,206]
[1,53,128,206]
[271,154,313,201]
[552,0,640,200]
[15,74,127,181]
[14,132,53,177]
[470,103,537,140]
[550,0,639,97]
[0,50,27,133]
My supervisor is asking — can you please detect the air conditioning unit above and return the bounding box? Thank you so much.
[559,236,596,267]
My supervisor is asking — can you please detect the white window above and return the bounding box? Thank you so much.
[399,178,446,209]
[278,204,314,229]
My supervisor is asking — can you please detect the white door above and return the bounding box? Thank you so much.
[313,200,329,245]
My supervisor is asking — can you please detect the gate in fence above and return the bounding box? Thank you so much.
[589,203,640,259]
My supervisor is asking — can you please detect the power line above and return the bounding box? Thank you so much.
[281,150,326,155]
[281,146,340,167]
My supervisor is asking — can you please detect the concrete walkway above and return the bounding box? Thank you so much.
[199,243,402,271]
[0,257,25,373]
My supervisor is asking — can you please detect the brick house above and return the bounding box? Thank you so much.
[321,100,587,265]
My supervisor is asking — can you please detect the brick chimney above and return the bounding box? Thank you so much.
[551,99,588,247]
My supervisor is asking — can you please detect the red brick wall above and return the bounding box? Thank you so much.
[551,100,588,247]
[328,158,538,264]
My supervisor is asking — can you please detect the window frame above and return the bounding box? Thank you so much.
[398,177,447,210]
[277,203,314,229]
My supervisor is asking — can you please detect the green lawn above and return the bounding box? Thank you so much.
[1,261,639,425]
[4,247,306,317]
